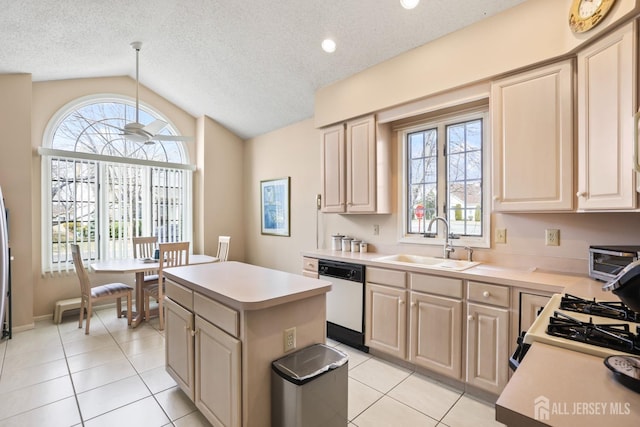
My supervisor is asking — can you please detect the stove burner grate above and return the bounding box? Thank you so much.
[546,311,640,355]
[559,294,639,322]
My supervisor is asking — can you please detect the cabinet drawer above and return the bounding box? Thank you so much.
[467,281,509,307]
[194,292,239,338]
[302,257,318,272]
[166,279,194,310]
[367,267,406,288]
[410,274,462,298]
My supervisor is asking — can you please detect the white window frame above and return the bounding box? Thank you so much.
[40,94,194,274]
[397,107,491,249]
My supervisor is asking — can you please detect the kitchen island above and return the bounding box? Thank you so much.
[162,261,332,427]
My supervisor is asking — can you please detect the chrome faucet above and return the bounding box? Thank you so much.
[426,216,455,259]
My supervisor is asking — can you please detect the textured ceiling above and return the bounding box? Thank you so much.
[0,0,525,139]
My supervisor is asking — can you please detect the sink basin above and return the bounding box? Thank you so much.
[373,254,480,271]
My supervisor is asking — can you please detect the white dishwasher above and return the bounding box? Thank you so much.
[319,259,368,352]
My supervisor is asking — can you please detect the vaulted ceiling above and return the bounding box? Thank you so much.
[0,0,525,139]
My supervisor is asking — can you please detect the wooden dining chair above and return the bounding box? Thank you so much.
[70,244,133,334]
[143,241,190,330]
[217,235,230,262]
[133,236,159,288]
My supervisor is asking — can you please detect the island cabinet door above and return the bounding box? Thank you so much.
[165,298,195,400]
[195,315,241,427]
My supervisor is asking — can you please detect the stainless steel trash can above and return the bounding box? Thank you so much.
[271,343,348,427]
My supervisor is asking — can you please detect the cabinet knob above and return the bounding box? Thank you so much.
[399,299,405,306]
[493,195,500,201]
[468,315,474,321]
[482,291,490,298]
[410,301,416,307]
[576,191,586,198]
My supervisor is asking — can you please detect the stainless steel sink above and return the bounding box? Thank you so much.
[372,254,480,271]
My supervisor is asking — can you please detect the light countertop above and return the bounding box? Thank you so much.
[163,261,332,311]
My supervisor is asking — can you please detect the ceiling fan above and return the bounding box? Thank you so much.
[118,42,193,145]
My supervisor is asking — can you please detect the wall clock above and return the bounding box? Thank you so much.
[569,0,617,33]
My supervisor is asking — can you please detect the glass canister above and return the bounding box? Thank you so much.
[331,234,344,251]
[351,239,361,252]
[341,237,353,252]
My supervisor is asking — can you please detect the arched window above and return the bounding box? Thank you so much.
[40,96,194,273]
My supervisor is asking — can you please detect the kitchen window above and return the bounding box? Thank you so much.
[400,108,489,248]
[40,96,194,273]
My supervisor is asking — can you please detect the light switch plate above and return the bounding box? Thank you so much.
[495,228,506,244]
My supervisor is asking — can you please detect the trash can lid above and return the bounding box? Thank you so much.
[272,343,348,385]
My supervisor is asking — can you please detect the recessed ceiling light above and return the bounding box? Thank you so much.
[321,39,336,53]
[401,0,420,10]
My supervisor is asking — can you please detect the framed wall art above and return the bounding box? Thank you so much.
[260,177,290,236]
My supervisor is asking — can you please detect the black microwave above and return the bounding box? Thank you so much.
[589,245,640,282]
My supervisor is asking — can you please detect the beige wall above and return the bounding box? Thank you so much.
[0,74,34,329]
[315,0,640,127]
[0,76,244,326]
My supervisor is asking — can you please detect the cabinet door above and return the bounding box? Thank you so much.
[491,60,573,211]
[321,124,346,213]
[346,115,376,213]
[466,302,509,394]
[519,292,551,335]
[165,297,195,400]
[409,292,462,379]
[365,283,406,359]
[195,316,241,427]
[577,22,636,210]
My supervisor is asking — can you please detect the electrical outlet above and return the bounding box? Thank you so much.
[373,224,379,235]
[495,228,507,244]
[283,327,296,352]
[545,229,560,246]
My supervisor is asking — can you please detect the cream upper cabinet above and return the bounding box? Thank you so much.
[320,123,346,213]
[577,22,637,210]
[320,115,391,214]
[491,60,574,211]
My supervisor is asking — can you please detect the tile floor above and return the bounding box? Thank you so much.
[0,308,505,427]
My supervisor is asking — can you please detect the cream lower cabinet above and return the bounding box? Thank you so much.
[366,282,407,359]
[365,267,407,359]
[165,280,241,427]
[195,316,241,427]
[409,291,462,379]
[165,297,195,400]
[465,281,510,394]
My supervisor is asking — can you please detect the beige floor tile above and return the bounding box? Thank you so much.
[2,343,65,371]
[441,395,505,427]
[63,333,119,357]
[129,346,166,373]
[388,373,462,421]
[173,410,213,427]
[66,345,128,373]
[349,358,412,393]
[76,375,151,420]
[3,328,61,357]
[0,396,81,427]
[58,321,110,343]
[0,376,75,421]
[119,333,165,357]
[154,386,198,421]
[83,396,170,427]
[71,358,137,393]
[140,365,178,394]
[0,357,69,393]
[352,395,438,427]
[110,324,162,344]
[348,378,383,421]
[334,344,372,370]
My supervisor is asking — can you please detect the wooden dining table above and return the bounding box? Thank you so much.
[91,254,218,327]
